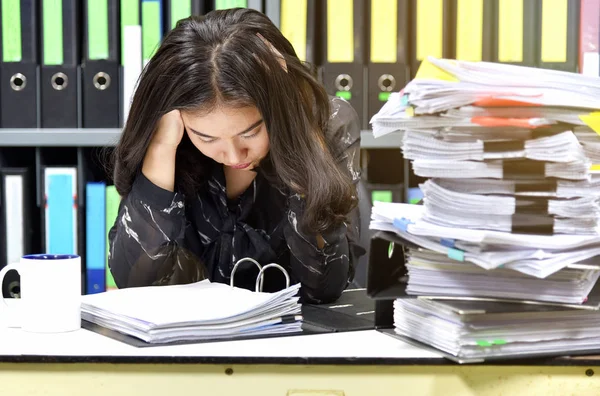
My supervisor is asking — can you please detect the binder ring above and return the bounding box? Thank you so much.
[93,72,111,90]
[378,74,396,92]
[335,73,353,91]
[230,257,264,291]
[9,73,26,91]
[230,257,291,292]
[254,263,290,293]
[51,72,68,91]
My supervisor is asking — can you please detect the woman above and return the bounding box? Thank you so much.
[108,8,364,303]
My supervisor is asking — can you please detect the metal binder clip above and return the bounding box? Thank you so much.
[230,257,291,292]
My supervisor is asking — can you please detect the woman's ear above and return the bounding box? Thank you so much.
[256,32,288,72]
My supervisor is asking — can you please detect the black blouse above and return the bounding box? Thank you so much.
[107,97,365,303]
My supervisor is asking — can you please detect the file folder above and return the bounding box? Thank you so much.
[40,0,79,128]
[0,0,38,127]
[536,0,579,71]
[452,0,494,62]
[42,167,78,255]
[579,0,600,76]
[409,0,453,76]
[141,0,164,67]
[82,0,119,128]
[121,0,141,124]
[366,0,410,125]
[264,0,280,28]
[491,0,537,66]
[320,0,366,128]
[279,0,316,64]
[166,0,206,31]
[86,181,106,294]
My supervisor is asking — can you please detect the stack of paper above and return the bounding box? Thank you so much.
[393,298,600,363]
[81,280,302,344]
[369,57,600,361]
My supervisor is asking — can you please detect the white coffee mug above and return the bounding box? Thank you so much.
[0,254,82,333]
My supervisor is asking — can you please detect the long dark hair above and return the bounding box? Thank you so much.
[112,8,356,233]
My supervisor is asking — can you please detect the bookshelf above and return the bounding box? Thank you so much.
[0,129,401,149]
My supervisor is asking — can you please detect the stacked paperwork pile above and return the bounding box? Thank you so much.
[369,57,600,362]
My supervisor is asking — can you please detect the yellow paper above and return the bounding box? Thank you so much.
[406,107,415,117]
[370,0,397,63]
[456,0,483,61]
[579,112,600,135]
[327,0,354,63]
[416,0,443,61]
[414,58,459,82]
[280,0,307,61]
[498,0,523,62]
[590,164,600,172]
[541,0,568,62]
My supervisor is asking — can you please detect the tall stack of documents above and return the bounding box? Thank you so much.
[369,56,600,362]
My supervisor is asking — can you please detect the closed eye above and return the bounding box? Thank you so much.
[241,129,261,139]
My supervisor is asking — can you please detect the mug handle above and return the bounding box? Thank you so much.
[0,263,19,315]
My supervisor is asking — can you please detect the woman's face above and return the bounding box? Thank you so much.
[181,105,270,171]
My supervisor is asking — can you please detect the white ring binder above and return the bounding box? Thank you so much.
[230,258,291,292]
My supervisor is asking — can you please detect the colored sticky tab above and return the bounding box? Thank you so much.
[42,0,63,65]
[88,0,110,60]
[447,248,464,261]
[142,0,162,63]
[370,0,397,63]
[401,94,409,106]
[121,0,140,66]
[2,0,22,62]
[388,242,394,259]
[440,238,455,248]
[416,0,443,61]
[405,107,415,117]
[393,217,413,232]
[579,112,600,135]
[590,164,600,172]
[281,0,307,61]
[414,58,459,82]
[372,190,393,203]
[498,0,523,62]
[541,0,568,62]
[455,0,483,61]
[493,339,507,345]
[476,340,492,347]
[170,0,192,29]
[327,0,354,63]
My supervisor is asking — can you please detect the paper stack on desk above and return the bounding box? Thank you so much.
[369,57,600,362]
[81,279,302,345]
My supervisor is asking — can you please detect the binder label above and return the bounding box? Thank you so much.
[1,0,21,62]
[370,0,397,63]
[541,0,568,62]
[142,0,162,63]
[280,0,308,61]
[121,0,140,66]
[88,0,110,60]
[498,0,523,62]
[215,0,248,9]
[416,0,443,61]
[170,0,192,29]
[456,0,483,61]
[327,0,354,63]
[42,0,64,65]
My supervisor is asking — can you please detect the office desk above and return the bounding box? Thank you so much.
[2,327,600,396]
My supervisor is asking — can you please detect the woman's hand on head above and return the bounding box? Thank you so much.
[151,109,185,149]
